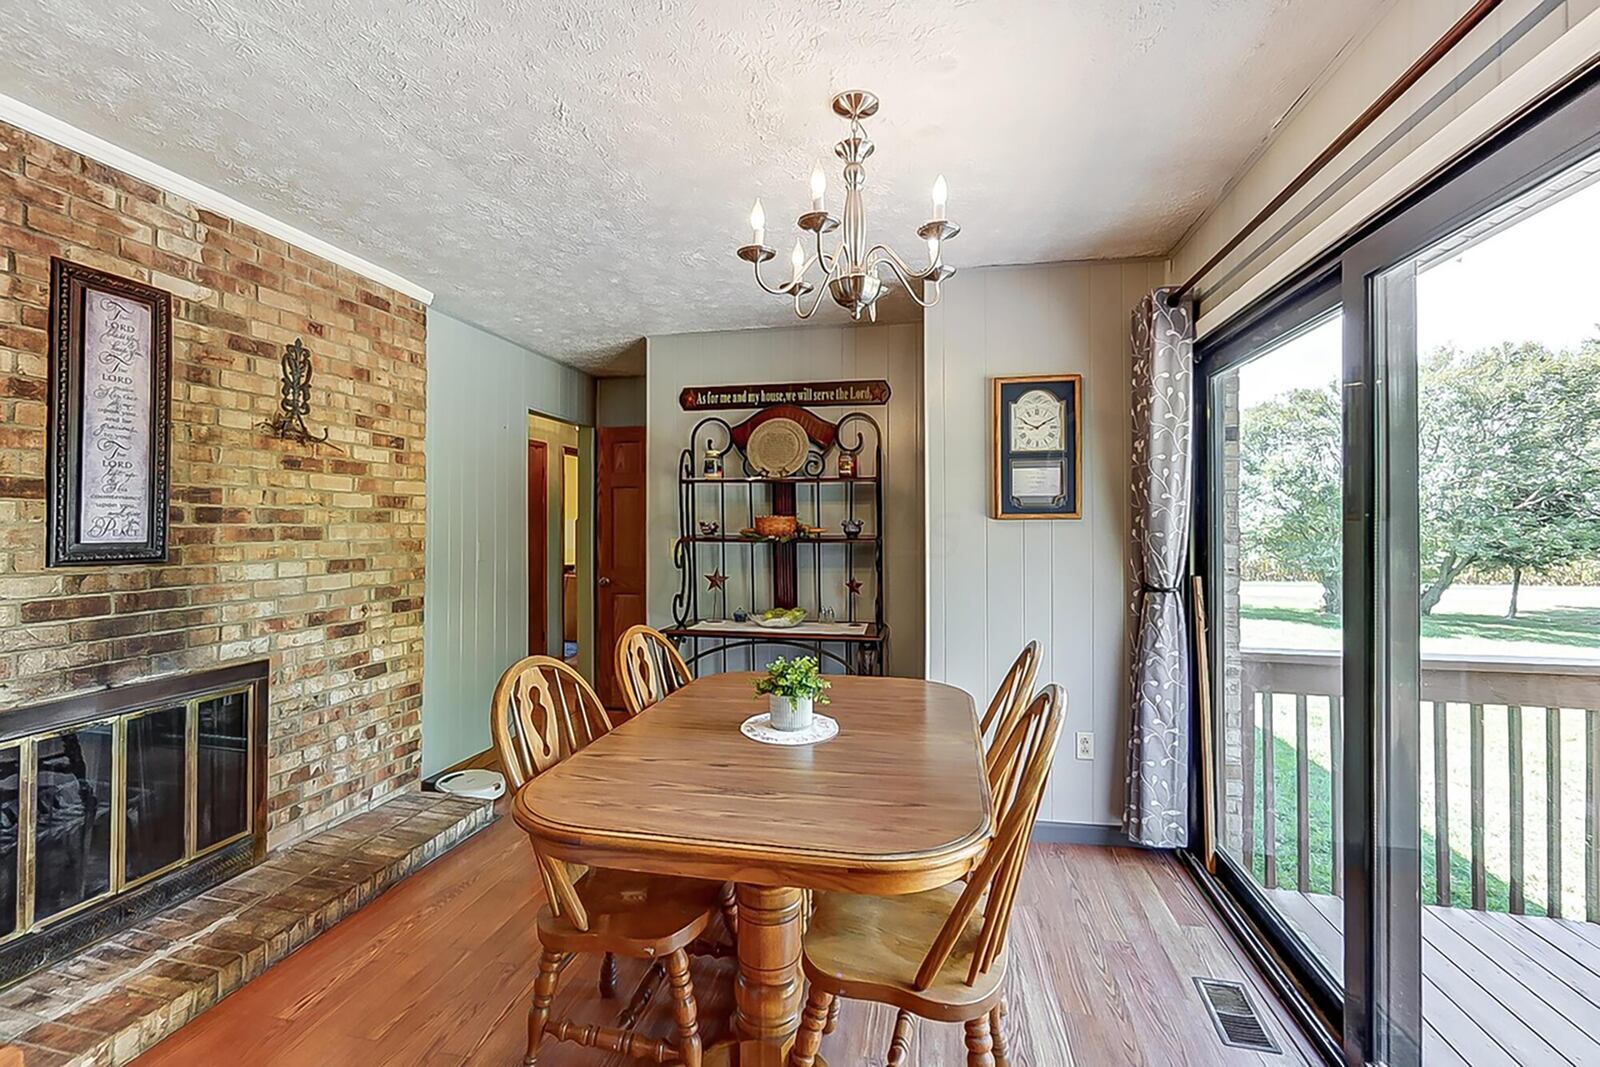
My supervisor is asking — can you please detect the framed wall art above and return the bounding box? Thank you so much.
[991,373,1082,520]
[47,258,172,565]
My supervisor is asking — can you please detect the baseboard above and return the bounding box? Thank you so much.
[422,747,500,790]
[1032,821,1148,847]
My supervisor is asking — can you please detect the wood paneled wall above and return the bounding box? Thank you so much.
[924,260,1166,828]
[421,310,593,775]
[645,324,925,677]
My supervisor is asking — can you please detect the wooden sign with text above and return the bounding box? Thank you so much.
[679,379,890,411]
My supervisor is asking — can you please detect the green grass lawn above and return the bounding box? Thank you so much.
[1241,604,1600,650]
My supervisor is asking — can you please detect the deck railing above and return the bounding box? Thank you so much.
[1237,648,1600,920]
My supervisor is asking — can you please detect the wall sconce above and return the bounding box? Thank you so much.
[264,338,335,448]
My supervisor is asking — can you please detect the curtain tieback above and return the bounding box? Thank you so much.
[1137,582,1180,595]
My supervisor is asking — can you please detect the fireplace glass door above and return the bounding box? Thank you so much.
[124,705,188,885]
[197,691,250,852]
[33,720,116,923]
[0,684,255,940]
[0,747,19,939]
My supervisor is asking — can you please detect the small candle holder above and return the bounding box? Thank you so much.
[736,244,776,264]
[917,220,961,243]
[797,211,840,234]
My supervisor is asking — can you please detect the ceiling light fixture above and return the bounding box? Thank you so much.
[737,90,959,321]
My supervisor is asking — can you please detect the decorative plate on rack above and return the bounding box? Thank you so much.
[746,417,810,477]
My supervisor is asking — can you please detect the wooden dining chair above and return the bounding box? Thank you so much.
[492,655,722,1067]
[611,626,741,932]
[615,624,693,717]
[788,685,1065,1067]
[980,641,1039,796]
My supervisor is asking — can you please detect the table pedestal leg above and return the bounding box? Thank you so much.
[705,884,825,1067]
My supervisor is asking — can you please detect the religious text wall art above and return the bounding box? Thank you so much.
[47,259,172,565]
[679,379,890,411]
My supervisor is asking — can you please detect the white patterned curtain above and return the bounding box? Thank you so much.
[1124,289,1195,848]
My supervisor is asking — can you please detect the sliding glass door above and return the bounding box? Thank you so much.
[1199,70,1600,1067]
[1207,302,1347,999]
[1353,135,1600,1067]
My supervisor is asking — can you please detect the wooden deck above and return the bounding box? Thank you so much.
[1270,889,1600,1065]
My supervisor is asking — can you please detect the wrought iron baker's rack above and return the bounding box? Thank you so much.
[668,410,886,675]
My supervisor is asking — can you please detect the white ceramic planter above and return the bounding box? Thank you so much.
[768,694,814,732]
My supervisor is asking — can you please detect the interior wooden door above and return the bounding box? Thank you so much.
[595,426,647,709]
[528,438,549,656]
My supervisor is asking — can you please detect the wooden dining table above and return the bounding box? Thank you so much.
[512,672,992,1067]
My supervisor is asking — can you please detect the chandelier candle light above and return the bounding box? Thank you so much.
[738,90,959,321]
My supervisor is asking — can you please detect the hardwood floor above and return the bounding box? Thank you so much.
[137,808,1318,1065]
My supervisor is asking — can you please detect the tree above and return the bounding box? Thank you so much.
[1238,384,1343,614]
[1237,340,1600,617]
[1418,341,1600,613]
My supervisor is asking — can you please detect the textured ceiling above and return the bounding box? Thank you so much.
[1,0,1386,372]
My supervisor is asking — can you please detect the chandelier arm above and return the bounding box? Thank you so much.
[866,243,934,283]
[793,254,845,319]
[870,249,941,309]
[812,228,837,273]
[751,257,794,297]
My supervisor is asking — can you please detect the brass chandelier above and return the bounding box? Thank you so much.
[737,90,959,321]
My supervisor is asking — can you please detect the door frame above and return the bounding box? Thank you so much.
[1191,273,1347,1038]
[561,445,580,657]
[528,438,549,656]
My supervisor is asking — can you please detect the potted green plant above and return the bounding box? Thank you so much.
[754,656,830,731]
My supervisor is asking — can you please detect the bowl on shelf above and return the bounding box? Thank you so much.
[753,515,798,538]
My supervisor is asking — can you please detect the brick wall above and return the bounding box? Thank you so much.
[0,122,427,848]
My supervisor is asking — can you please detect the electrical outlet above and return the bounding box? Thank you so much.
[1075,731,1094,761]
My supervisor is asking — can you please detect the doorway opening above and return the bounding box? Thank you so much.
[561,446,580,664]
[529,414,593,678]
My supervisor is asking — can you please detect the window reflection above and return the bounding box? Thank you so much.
[0,747,18,936]
[125,706,187,883]
[34,722,115,922]
[197,693,249,850]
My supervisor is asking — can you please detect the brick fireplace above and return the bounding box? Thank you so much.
[0,119,429,852]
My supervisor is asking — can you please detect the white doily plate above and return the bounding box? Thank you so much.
[740,712,839,746]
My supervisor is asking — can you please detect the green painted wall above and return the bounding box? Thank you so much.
[422,310,594,776]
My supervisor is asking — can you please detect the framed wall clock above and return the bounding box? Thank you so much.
[991,374,1082,519]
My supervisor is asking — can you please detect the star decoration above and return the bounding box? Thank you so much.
[705,570,728,591]
[845,578,863,596]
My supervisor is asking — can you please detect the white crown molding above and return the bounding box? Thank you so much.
[0,92,433,306]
